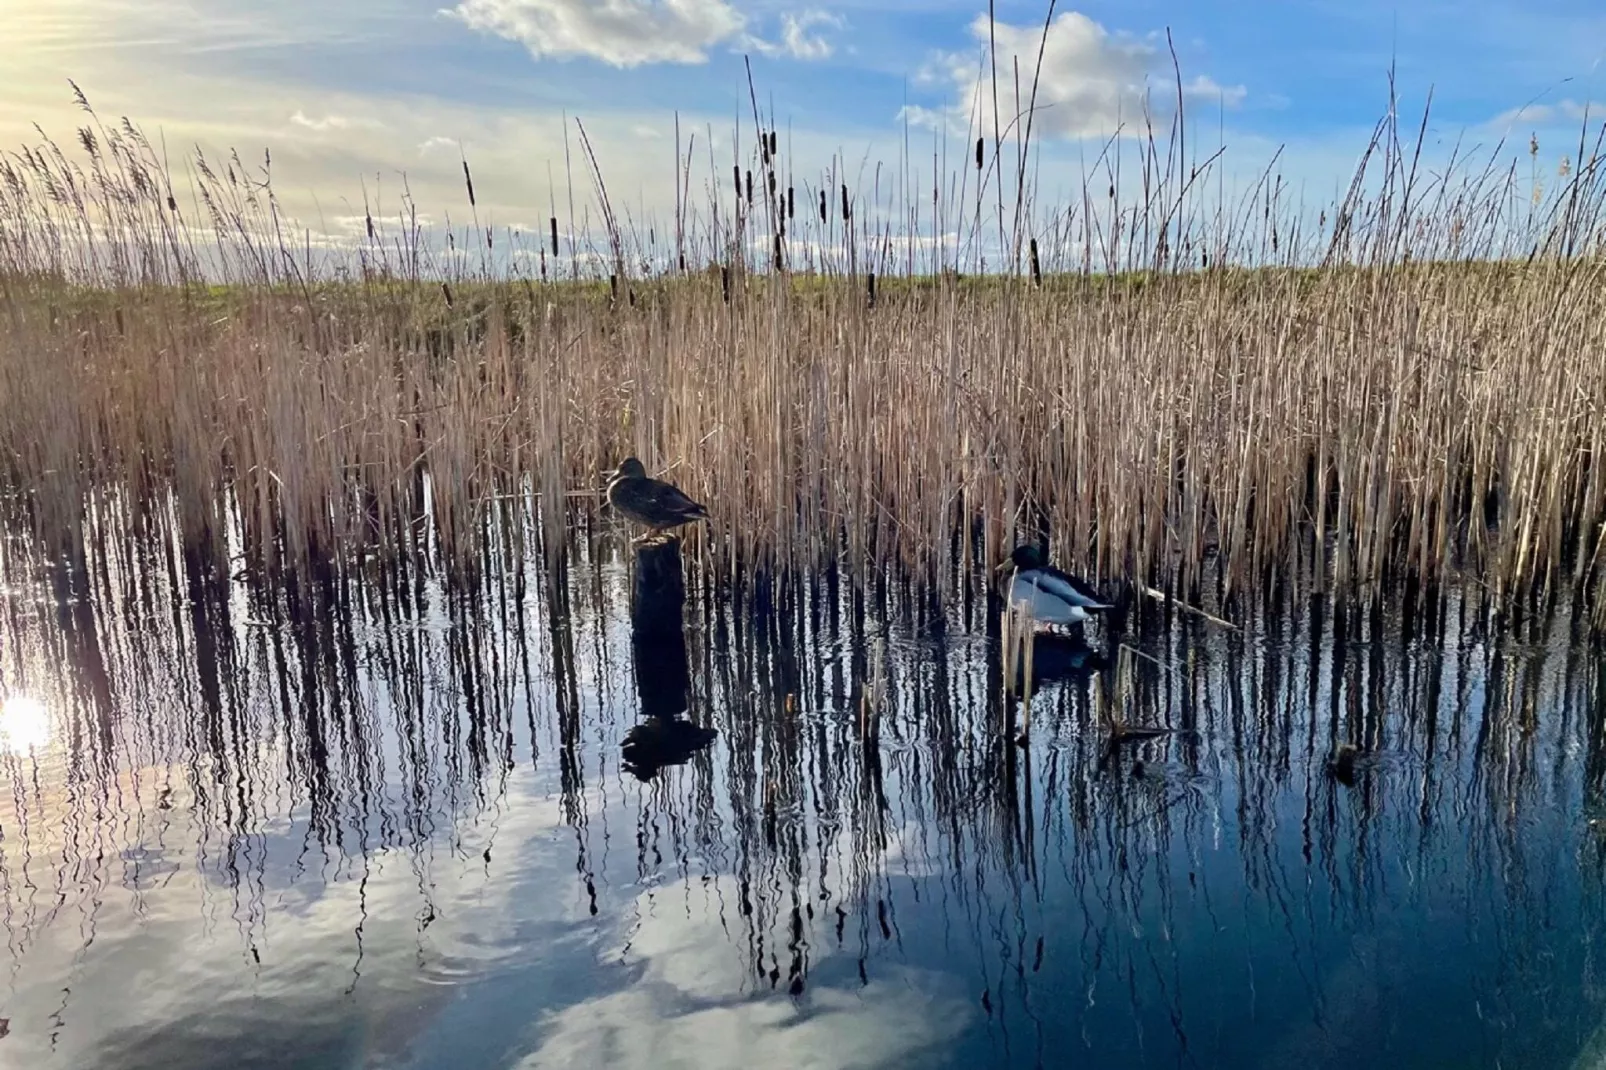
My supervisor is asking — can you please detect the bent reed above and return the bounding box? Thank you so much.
[1,84,1604,627]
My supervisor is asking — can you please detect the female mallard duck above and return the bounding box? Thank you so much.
[606,457,709,543]
[994,543,1112,628]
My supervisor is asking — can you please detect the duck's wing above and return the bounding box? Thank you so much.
[1038,566,1111,610]
[1010,573,1091,625]
[642,478,710,519]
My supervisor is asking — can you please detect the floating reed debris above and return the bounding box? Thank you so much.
[1,91,1604,628]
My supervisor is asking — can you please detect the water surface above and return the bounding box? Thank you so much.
[1,527,1604,1069]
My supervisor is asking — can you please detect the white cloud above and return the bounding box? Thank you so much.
[291,110,360,132]
[443,0,746,67]
[747,9,842,62]
[419,135,459,155]
[1184,75,1247,109]
[911,11,1246,141]
[1488,99,1599,129]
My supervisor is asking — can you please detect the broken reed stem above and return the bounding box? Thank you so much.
[1137,585,1241,632]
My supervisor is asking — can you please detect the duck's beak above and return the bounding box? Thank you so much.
[992,557,1014,575]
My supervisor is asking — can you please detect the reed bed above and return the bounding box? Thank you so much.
[1,86,1605,626]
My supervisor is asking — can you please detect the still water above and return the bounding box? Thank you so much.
[1,524,1605,1070]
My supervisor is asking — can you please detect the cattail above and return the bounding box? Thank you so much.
[819,189,827,222]
[1028,238,1041,286]
[734,165,742,200]
[841,184,850,223]
[866,272,876,307]
[975,138,983,170]
[787,186,795,219]
[441,282,453,307]
[549,217,559,256]
[745,170,753,204]
[462,160,476,208]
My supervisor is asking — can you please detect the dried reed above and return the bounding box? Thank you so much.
[1,80,1603,627]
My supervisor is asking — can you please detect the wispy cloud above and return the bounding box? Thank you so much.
[747,9,842,62]
[290,110,376,132]
[442,0,746,67]
[1488,98,1600,129]
[907,11,1246,141]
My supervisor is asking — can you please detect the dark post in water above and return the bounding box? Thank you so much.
[630,536,686,641]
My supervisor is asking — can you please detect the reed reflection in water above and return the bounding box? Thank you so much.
[0,515,1604,1069]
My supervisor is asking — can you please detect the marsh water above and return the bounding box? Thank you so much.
[1,519,1605,1070]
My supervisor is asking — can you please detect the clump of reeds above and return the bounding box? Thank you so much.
[1,71,1604,626]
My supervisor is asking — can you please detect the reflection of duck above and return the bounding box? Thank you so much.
[994,544,1112,629]
[1009,635,1109,690]
[1327,743,1365,786]
[621,717,718,782]
[606,457,709,543]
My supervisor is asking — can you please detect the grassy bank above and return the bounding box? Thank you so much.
[1,95,1604,624]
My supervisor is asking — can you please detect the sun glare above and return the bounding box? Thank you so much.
[0,696,52,757]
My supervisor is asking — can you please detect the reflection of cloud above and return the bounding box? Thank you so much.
[519,879,975,1069]
[879,820,946,880]
[0,768,588,1068]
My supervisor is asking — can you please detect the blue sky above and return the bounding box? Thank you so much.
[9,0,1605,260]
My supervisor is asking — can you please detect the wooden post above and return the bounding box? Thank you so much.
[631,535,686,640]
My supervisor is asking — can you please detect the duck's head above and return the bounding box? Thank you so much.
[609,457,648,481]
[992,543,1047,574]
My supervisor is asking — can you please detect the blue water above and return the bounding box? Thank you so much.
[0,534,1603,1069]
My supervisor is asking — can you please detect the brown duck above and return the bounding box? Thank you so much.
[606,457,709,543]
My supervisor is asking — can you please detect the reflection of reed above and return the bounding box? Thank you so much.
[0,507,1603,1061]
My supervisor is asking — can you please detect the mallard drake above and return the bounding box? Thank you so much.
[606,457,709,543]
[994,543,1112,628]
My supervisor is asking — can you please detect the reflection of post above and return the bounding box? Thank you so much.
[632,624,690,719]
[631,537,686,640]
[622,536,715,781]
